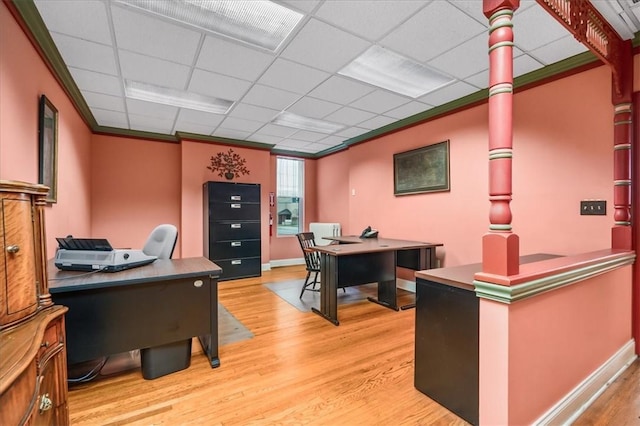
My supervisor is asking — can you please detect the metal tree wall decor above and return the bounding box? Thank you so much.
[207,148,250,180]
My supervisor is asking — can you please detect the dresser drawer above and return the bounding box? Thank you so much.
[209,221,261,241]
[208,202,260,221]
[205,182,260,203]
[38,317,64,362]
[216,257,261,281]
[210,240,260,260]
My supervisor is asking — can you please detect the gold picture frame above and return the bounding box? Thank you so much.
[38,95,58,203]
[394,140,450,196]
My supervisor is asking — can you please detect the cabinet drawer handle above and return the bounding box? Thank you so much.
[231,224,241,229]
[6,245,19,254]
[231,242,241,247]
[230,195,241,201]
[231,203,241,209]
[231,260,242,265]
[39,393,52,413]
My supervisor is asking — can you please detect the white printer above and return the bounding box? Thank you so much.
[54,237,157,272]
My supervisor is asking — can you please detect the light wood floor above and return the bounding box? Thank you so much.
[66,265,639,425]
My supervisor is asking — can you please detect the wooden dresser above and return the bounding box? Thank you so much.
[0,180,69,425]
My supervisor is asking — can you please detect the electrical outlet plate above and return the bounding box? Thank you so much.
[580,200,606,215]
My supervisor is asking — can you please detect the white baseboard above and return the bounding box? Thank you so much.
[397,278,415,293]
[534,339,637,425]
[268,258,305,268]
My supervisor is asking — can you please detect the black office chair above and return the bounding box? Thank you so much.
[296,232,321,298]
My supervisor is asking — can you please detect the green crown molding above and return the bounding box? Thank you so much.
[12,0,98,129]
[12,0,631,158]
[473,252,636,304]
[175,132,273,151]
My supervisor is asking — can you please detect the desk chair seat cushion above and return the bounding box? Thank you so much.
[143,224,178,259]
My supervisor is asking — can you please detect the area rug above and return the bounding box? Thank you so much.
[218,303,253,345]
[264,280,401,312]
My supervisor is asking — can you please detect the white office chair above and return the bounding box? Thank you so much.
[142,224,178,259]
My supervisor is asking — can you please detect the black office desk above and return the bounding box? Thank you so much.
[312,237,442,325]
[48,257,222,372]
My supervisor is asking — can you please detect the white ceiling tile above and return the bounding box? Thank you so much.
[197,36,275,81]
[175,109,225,131]
[241,85,300,110]
[316,135,346,147]
[380,1,486,62]
[289,130,327,142]
[68,68,122,97]
[119,50,190,89]
[219,117,264,133]
[83,92,125,112]
[258,59,330,95]
[287,97,342,119]
[513,54,544,78]
[111,5,201,65]
[449,1,489,27]
[229,103,280,122]
[315,0,426,41]
[513,5,571,51]
[213,129,252,140]
[418,80,479,106]
[464,70,489,89]
[428,34,488,79]
[35,0,111,44]
[324,107,376,126]
[92,109,128,128]
[276,139,313,149]
[385,101,432,120]
[125,98,179,120]
[256,124,298,138]
[280,19,370,73]
[188,69,252,101]
[279,0,321,14]
[246,133,282,144]
[173,121,217,136]
[336,127,369,139]
[308,76,375,104]
[50,33,118,75]
[129,113,175,134]
[529,35,588,65]
[357,115,397,130]
[349,90,409,114]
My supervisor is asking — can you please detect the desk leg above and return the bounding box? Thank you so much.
[198,276,220,368]
[311,253,340,326]
[367,279,399,311]
[400,247,433,311]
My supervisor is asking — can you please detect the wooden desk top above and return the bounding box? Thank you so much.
[314,236,443,257]
[415,253,560,291]
[48,257,222,293]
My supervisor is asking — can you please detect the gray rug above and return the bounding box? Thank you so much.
[264,280,384,312]
[219,303,253,345]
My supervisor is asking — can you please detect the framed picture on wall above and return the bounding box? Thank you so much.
[38,94,58,203]
[393,140,450,196]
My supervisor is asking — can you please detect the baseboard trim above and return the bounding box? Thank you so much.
[268,258,305,268]
[396,279,415,293]
[534,339,637,425]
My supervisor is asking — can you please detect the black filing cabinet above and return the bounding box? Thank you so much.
[203,181,261,281]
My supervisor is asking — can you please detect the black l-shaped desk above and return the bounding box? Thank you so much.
[48,257,222,378]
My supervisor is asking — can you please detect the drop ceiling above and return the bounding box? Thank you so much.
[26,0,638,157]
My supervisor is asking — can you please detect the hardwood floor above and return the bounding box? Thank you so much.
[66,265,639,425]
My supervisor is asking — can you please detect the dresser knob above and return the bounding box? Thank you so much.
[39,393,52,413]
[6,245,19,254]
[41,341,50,348]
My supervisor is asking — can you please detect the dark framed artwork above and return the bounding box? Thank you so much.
[393,140,450,196]
[38,95,58,203]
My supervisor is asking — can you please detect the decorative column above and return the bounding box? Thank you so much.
[482,0,520,276]
[536,0,633,248]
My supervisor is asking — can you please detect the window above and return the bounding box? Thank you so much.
[276,157,304,236]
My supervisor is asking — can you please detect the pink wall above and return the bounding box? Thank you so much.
[479,265,633,424]
[91,135,181,255]
[317,65,614,266]
[179,141,271,261]
[1,2,92,259]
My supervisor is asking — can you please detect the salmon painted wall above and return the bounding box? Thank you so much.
[479,266,633,424]
[90,135,181,255]
[317,65,614,267]
[180,141,271,261]
[1,2,92,259]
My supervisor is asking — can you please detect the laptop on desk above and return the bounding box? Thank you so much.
[54,237,157,272]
